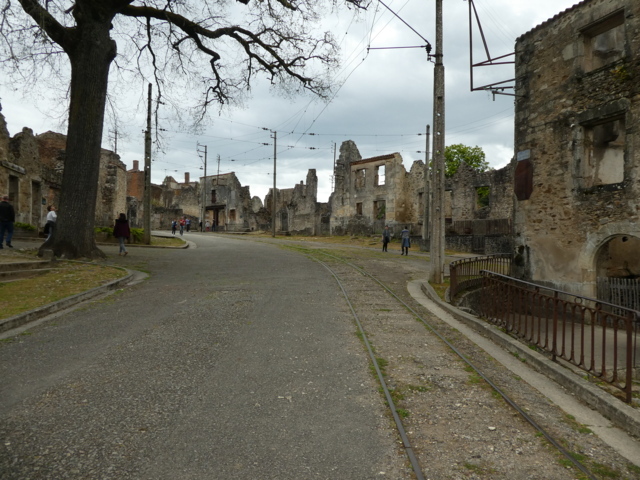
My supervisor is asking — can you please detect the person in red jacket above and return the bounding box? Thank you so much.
[113,213,131,256]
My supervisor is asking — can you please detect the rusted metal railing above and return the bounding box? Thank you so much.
[449,253,512,299]
[479,271,639,403]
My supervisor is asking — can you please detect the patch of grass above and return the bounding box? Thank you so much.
[149,236,185,247]
[627,463,640,475]
[510,351,527,363]
[406,384,429,393]
[590,462,620,478]
[0,262,127,321]
[428,278,450,301]
[562,414,593,435]
[396,408,409,418]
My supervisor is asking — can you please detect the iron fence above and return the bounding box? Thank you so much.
[449,253,512,299]
[478,271,639,403]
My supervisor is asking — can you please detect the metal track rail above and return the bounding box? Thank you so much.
[306,249,597,480]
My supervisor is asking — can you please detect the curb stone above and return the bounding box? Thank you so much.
[0,268,136,334]
[419,281,640,440]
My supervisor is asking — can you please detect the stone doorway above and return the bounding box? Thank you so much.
[595,235,640,310]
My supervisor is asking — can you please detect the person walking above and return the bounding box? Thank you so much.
[381,225,391,252]
[113,213,131,256]
[45,205,57,242]
[0,195,15,249]
[186,218,191,232]
[171,220,177,235]
[179,217,186,236]
[401,225,411,256]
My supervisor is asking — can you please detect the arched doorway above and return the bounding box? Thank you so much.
[595,234,640,310]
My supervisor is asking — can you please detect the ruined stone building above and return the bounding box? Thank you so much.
[512,0,640,300]
[445,161,515,254]
[330,140,426,237]
[201,172,259,232]
[265,169,330,235]
[0,112,127,231]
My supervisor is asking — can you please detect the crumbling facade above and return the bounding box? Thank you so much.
[330,140,426,237]
[266,169,329,235]
[0,112,127,231]
[202,172,256,232]
[512,0,640,298]
[445,161,515,254]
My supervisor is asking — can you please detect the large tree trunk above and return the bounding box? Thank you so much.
[39,11,117,259]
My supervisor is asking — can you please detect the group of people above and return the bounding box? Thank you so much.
[0,196,55,248]
[171,217,191,236]
[382,225,412,255]
[0,194,132,258]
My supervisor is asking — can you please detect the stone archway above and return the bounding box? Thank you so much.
[595,234,640,310]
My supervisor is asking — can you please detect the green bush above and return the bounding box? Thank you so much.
[130,228,144,243]
[94,226,114,236]
[15,222,36,231]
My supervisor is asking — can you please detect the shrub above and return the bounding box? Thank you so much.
[15,222,36,231]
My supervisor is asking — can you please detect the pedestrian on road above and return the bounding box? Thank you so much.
[0,195,15,249]
[171,220,177,235]
[113,213,131,256]
[205,220,210,232]
[401,225,411,256]
[186,218,191,232]
[382,225,391,252]
[179,217,186,236]
[44,205,57,242]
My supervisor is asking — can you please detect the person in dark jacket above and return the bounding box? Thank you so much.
[382,225,391,252]
[401,225,411,256]
[113,213,131,256]
[0,195,15,249]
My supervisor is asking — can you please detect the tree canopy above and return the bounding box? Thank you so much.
[0,0,368,258]
[444,144,489,178]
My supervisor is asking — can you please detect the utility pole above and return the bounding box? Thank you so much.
[429,0,445,283]
[272,130,277,238]
[143,83,152,245]
[197,143,207,232]
[422,124,431,242]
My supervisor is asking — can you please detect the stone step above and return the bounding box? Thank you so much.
[0,260,52,273]
[0,268,58,282]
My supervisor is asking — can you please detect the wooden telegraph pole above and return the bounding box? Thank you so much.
[272,131,277,238]
[143,83,152,245]
[429,0,445,283]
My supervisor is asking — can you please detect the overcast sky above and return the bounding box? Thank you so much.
[1,0,581,203]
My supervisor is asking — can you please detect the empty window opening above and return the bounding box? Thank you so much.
[375,165,386,186]
[584,117,625,187]
[229,209,236,221]
[356,202,363,215]
[476,186,490,208]
[211,189,217,203]
[355,169,366,189]
[373,200,386,220]
[583,11,625,71]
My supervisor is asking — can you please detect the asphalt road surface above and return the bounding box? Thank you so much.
[0,233,408,479]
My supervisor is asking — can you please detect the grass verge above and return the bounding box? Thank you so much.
[0,262,127,320]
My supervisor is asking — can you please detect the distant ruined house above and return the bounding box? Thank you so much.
[202,172,258,232]
[512,0,640,303]
[330,140,426,237]
[0,112,127,231]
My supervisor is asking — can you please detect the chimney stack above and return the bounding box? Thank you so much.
[185,172,190,184]
[133,160,139,171]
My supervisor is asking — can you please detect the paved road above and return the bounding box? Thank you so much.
[0,234,407,479]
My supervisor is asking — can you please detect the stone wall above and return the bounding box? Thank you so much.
[330,140,425,237]
[513,0,640,297]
